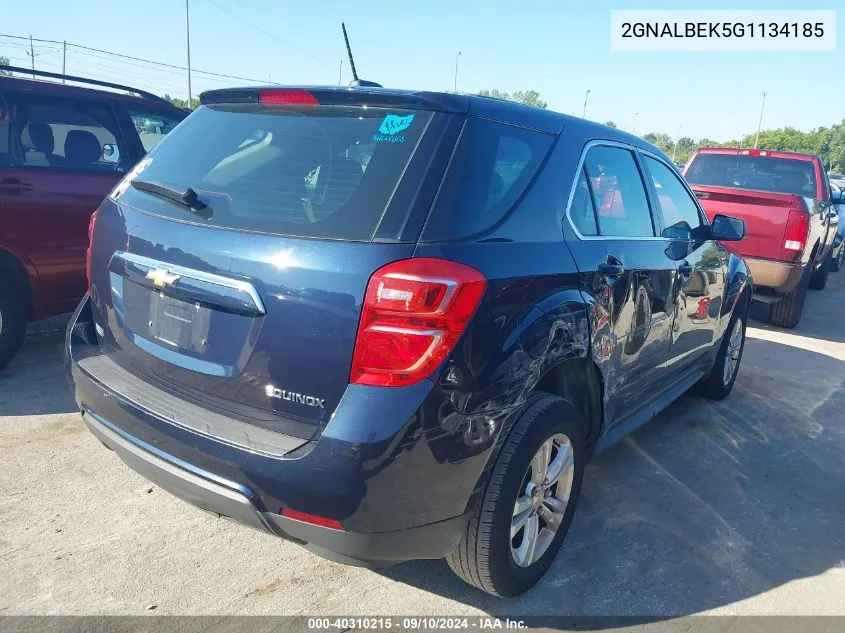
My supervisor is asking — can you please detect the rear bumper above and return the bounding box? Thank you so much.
[66,296,480,566]
[744,256,804,294]
[82,409,468,567]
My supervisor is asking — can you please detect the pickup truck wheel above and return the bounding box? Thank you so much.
[770,265,810,329]
[698,304,746,400]
[446,393,585,597]
[829,249,841,273]
[0,283,27,371]
[809,253,830,290]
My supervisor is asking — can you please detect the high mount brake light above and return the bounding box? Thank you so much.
[350,258,487,387]
[258,89,319,106]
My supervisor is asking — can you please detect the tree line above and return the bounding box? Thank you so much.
[633,125,845,171]
[476,88,845,173]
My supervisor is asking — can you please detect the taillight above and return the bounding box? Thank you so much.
[280,508,344,531]
[781,203,809,262]
[85,209,99,292]
[350,258,487,387]
[258,89,318,106]
[740,149,768,157]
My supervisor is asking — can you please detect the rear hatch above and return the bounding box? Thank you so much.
[88,87,466,441]
[685,151,815,261]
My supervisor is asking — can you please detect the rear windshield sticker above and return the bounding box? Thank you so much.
[373,113,414,144]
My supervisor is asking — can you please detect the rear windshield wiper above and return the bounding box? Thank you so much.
[131,179,212,218]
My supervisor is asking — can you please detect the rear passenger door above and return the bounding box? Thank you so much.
[564,142,675,428]
[641,153,726,372]
[0,90,130,315]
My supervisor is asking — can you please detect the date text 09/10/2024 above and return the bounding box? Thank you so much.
[307,617,527,630]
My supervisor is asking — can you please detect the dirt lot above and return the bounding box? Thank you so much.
[1,274,843,617]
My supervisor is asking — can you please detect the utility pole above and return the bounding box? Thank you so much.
[454,51,462,93]
[582,89,590,118]
[185,0,193,106]
[754,91,767,149]
[27,34,37,78]
[338,59,343,85]
[62,41,67,82]
[632,112,639,136]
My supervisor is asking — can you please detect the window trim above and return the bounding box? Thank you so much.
[563,139,662,241]
[0,89,12,163]
[3,89,132,175]
[638,148,710,233]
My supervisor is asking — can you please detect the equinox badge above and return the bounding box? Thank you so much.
[265,385,325,408]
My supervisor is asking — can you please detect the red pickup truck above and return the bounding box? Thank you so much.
[684,148,838,328]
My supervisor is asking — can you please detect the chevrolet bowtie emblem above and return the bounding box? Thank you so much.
[146,268,181,288]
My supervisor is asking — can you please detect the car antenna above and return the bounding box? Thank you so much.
[342,23,382,88]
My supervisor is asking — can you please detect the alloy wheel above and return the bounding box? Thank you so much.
[722,318,744,386]
[510,433,574,567]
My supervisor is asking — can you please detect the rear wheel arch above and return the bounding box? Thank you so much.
[535,357,604,458]
[0,249,34,319]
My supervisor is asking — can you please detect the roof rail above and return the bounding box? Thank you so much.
[0,65,174,107]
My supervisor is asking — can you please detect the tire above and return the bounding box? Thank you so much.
[446,393,586,597]
[0,282,27,372]
[830,248,842,273]
[697,297,747,401]
[809,253,830,290]
[770,265,810,329]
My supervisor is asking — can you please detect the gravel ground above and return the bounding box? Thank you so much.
[1,274,844,617]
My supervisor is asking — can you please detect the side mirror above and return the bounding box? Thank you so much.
[831,188,844,204]
[710,214,745,241]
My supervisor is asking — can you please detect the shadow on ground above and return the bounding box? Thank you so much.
[0,314,76,416]
[749,272,845,343]
[379,334,845,619]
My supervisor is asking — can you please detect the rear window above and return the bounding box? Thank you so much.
[421,118,553,240]
[686,153,817,198]
[112,104,434,241]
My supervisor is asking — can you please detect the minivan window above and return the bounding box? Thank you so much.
[643,156,704,236]
[686,153,817,198]
[583,146,654,238]
[113,104,433,242]
[421,118,553,240]
[126,107,185,153]
[4,91,126,172]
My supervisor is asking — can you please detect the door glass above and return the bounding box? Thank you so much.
[126,108,186,153]
[644,156,704,237]
[583,146,654,237]
[568,167,599,236]
[5,91,127,172]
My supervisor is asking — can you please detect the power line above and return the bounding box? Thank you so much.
[201,0,332,68]
[0,33,272,84]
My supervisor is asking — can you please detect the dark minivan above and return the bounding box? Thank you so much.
[66,86,752,597]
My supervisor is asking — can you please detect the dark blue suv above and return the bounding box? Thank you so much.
[66,86,752,597]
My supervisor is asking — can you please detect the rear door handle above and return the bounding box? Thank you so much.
[597,261,624,277]
[0,179,34,193]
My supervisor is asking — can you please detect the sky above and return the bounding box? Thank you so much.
[1,0,842,142]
